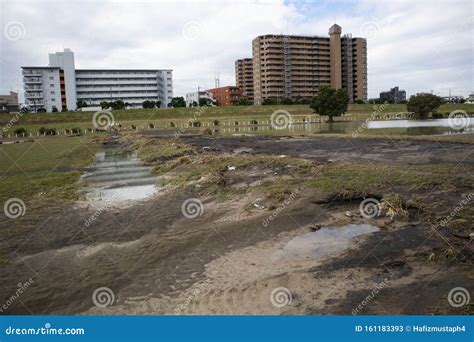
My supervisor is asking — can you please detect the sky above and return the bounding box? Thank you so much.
[0,0,473,102]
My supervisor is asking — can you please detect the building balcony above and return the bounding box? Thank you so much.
[25,93,43,99]
[22,70,42,76]
[23,78,42,83]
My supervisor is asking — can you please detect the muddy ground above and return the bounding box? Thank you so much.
[0,134,472,315]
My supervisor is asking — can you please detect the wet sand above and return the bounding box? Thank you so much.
[0,135,472,315]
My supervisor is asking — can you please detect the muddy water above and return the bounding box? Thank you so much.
[215,121,472,136]
[273,224,379,261]
[80,148,159,205]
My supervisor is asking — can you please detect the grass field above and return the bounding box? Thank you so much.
[1,103,472,135]
[0,136,98,203]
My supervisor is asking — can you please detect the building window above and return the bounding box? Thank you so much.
[49,77,54,80]
[51,91,55,94]
[50,84,54,87]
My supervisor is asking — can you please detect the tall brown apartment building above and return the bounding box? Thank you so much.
[235,58,254,102]
[252,24,367,104]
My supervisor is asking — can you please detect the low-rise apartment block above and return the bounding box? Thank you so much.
[22,49,173,112]
[207,86,241,106]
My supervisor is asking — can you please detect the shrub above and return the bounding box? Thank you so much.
[170,122,176,128]
[407,93,443,120]
[14,127,27,136]
[38,127,57,135]
[192,121,201,127]
[148,123,155,129]
[213,119,220,126]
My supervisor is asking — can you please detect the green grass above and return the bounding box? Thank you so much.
[0,136,99,202]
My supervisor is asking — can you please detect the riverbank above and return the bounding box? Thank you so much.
[0,132,472,315]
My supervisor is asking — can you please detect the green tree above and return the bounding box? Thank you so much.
[170,97,186,107]
[310,87,349,122]
[199,98,214,107]
[142,100,155,109]
[76,100,88,108]
[110,100,125,110]
[235,98,252,106]
[407,93,443,119]
[100,101,110,109]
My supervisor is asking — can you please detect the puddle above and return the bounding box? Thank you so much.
[368,118,473,129]
[217,119,472,136]
[273,224,379,261]
[81,148,159,206]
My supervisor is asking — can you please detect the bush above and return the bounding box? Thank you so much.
[213,119,220,126]
[432,112,443,119]
[148,123,155,129]
[38,127,57,135]
[169,122,175,128]
[14,127,27,136]
[131,124,137,130]
[192,121,201,128]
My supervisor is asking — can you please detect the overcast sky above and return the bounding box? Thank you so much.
[0,0,472,102]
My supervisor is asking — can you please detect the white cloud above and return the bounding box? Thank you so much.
[0,0,472,102]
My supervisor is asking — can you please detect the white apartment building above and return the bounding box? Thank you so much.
[22,49,173,112]
[185,90,215,107]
